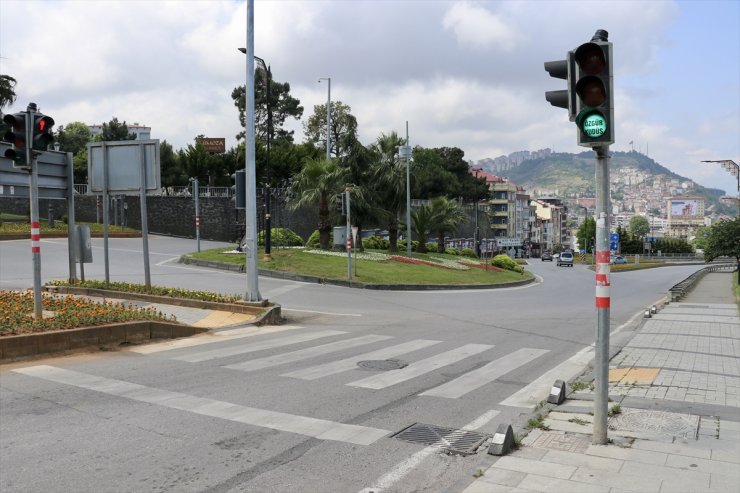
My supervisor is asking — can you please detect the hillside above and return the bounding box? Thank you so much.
[476,150,733,215]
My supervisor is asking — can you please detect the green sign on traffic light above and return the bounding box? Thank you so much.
[577,110,607,138]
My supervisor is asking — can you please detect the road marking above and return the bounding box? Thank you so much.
[282,339,442,380]
[12,365,388,445]
[171,329,346,363]
[347,344,493,390]
[224,334,393,372]
[129,325,303,354]
[420,347,550,399]
[498,345,594,408]
[358,410,500,493]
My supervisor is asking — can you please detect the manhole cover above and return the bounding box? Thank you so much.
[609,410,699,438]
[357,359,407,371]
[391,422,490,456]
[530,431,591,453]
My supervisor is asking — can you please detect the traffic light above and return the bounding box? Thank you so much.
[231,169,245,209]
[544,51,576,121]
[2,112,29,167]
[335,191,346,215]
[573,30,613,147]
[32,112,55,150]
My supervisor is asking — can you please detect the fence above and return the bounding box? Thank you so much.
[668,263,736,302]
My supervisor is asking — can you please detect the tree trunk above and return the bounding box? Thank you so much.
[437,232,446,253]
[388,228,398,252]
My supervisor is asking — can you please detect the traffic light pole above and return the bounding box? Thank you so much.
[27,104,43,318]
[593,144,611,445]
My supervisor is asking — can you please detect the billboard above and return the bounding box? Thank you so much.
[670,199,701,218]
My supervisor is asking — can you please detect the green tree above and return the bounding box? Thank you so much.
[576,216,596,252]
[180,138,222,186]
[56,122,93,183]
[410,202,437,254]
[430,196,468,253]
[692,226,711,251]
[339,136,376,250]
[288,158,347,250]
[303,101,358,158]
[0,74,17,112]
[98,117,136,141]
[159,140,189,187]
[703,217,740,282]
[629,215,650,238]
[369,131,408,252]
[231,72,303,144]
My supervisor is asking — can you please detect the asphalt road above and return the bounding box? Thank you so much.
[0,236,706,492]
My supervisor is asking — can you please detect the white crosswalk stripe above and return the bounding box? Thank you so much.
[419,347,550,398]
[281,339,442,380]
[347,343,493,390]
[224,334,393,372]
[171,329,346,363]
[12,365,389,445]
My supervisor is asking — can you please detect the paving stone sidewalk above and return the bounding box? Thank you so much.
[464,272,740,493]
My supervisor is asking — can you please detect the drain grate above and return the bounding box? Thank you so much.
[391,422,490,456]
[357,359,407,371]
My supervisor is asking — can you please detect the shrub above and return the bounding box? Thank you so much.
[492,254,524,273]
[306,230,321,248]
[363,236,389,250]
[460,248,477,258]
[398,239,419,252]
[445,248,459,256]
[258,228,304,247]
[426,242,438,252]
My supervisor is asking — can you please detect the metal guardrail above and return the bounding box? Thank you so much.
[668,263,736,302]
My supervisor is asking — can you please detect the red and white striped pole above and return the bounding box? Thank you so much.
[31,221,41,254]
[594,249,610,309]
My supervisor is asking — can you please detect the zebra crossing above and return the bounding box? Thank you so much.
[159,328,550,399]
[11,328,554,446]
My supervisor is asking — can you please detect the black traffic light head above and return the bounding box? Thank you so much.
[231,169,245,209]
[32,113,55,150]
[573,30,613,147]
[2,112,29,167]
[544,52,576,121]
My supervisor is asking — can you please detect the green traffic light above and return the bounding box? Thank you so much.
[577,109,607,139]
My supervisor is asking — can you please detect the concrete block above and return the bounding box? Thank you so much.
[494,456,576,479]
[548,379,566,404]
[571,466,662,492]
[37,331,69,354]
[488,423,515,456]
[518,473,610,493]
[0,334,38,360]
[67,327,101,349]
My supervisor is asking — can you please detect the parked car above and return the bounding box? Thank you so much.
[541,251,553,261]
[557,251,574,267]
[611,255,628,264]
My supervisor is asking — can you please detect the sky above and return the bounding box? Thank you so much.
[1,0,738,195]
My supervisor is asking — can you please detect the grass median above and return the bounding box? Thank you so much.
[184,247,533,286]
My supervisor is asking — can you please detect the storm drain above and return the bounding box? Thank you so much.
[357,359,407,371]
[391,423,490,456]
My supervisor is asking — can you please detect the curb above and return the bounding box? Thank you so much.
[0,321,208,363]
[179,256,537,291]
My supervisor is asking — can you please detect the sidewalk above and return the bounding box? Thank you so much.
[464,271,740,493]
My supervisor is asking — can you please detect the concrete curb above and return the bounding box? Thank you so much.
[0,321,207,363]
[179,256,537,291]
[43,285,282,326]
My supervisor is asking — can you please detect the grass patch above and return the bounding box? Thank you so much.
[569,380,590,392]
[185,247,534,286]
[0,220,137,235]
[608,404,622,416]
[47,280,242,303]
[568,417,589,425]
[526,413,550,431]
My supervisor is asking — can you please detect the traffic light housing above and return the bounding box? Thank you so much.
[2,112,29,168]
[573,30,613,147]
[335,191,346,215]
[32,113,55,150]
[544,51,576,121]
[231,169,245,209]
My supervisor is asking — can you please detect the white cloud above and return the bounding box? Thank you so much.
[442,2,521,51]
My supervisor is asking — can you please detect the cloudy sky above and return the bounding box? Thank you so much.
[1,0,738,194]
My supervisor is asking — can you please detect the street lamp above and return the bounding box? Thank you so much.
[318,77,331,160]
[473,168,482,257]
[399,122,412,257]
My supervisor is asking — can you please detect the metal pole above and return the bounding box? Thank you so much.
[346,189,352,279]
[405,121,412,257]
[26,104,42,318]
[139,143,151,289]
[65,151,77,284]
[593,144,611,445]
[327,78,331,159]
[194,177,200,252]
[102,142,110,285]
[244,0,261,301]
[265,65,272,257]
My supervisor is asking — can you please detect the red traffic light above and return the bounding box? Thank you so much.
[575,43,606,75]
[32,114,55,150]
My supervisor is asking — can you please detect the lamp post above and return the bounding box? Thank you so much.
[253,55,272,258]
[236,0,261,302]
[399,122,412,257]
[473,168,482,257]
[318,78,331,160]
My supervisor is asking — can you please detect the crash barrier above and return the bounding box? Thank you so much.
[668,263,736,302]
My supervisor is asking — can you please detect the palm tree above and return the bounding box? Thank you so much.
[289,158,347,249]
[370,131,408,252]
[430,197,468,253]
[410,202,437,254]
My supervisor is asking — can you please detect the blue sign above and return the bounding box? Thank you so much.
[609,233,619,243]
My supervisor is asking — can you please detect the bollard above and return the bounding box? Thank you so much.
[548,379,566,404]
[487,423,515,456]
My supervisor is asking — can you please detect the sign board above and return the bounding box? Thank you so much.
[496,237,522,247]
[87,140,161,195]
[0,144,70,199]
[196,138,226,154]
